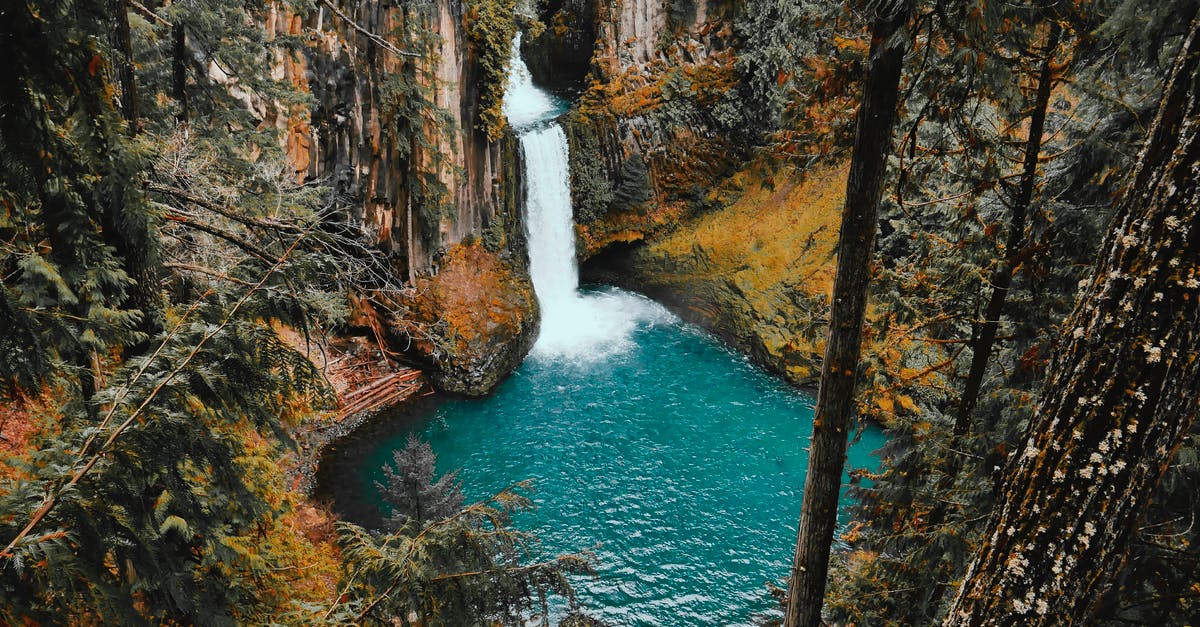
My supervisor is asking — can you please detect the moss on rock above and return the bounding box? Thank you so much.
[393,240,538,396]
[585,161,847,387]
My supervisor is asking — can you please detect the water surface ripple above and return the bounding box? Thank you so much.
[338,295,884,626]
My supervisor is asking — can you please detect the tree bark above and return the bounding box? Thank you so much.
[783,7,908,627]
[955,24,1062,436]
[944,15,1200,625]
[173,22,189,124]
[114,0,139,132]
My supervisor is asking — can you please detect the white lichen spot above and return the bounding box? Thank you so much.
[1186,277,1200,289]
[1165,216,1181,229]
[1006,552,1029,578]
[1145,344,1162,364]
[1128,420,1139,434]
[1053,469,1066,483]
[1036,599,1050,616]
[1079,466,1093,479]
[1073,326,1086,339]
[1090,452,1104,464]
[1152,292,1164,302]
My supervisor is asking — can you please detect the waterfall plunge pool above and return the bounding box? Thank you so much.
[317,287,886,626]
[316,35,886,625]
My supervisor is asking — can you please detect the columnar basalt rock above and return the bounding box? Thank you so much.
[271,1,535,395]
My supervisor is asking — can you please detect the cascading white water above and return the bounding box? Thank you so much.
[503,35,670,362]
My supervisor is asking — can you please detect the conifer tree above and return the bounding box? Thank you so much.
[944,11,1200,624]
[784,2,910,625]
[377,434,466,527]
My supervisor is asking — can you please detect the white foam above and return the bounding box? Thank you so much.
[503,33,558,132]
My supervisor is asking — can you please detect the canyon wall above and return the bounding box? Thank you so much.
[267,1,536,395]
[524,0,740,257]
[521,0,841,387]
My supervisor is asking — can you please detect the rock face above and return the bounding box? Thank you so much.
[528,0,741,257]
[269,1,536,395]
[394,240,539,397]
[520,0,596,91]
[584,163,848,387]
[299,1,522,280]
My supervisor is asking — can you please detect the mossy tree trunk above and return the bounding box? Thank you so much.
[783,6,909,627]
[943,14,1200,625]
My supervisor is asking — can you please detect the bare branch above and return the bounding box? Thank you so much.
[317,0,421,58]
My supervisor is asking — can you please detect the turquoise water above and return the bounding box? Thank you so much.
[329,288,885,626]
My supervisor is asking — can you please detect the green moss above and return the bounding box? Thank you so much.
[463,0,518,141]
[564,114,615,224]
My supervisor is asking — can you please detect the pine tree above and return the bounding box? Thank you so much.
[944,11,1200,623]
[377,434,466,527]
[783,3,910,625]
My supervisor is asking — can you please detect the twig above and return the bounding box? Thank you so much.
[125,0,170,26]
[1,231,310,560]
[318,0,421,58]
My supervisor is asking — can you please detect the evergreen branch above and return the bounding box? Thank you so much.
[164,262,255,287]
[317,0,421,58]
[326,481,535,621]
[0,227,313,561]
[427,551,593,583]
[162,213,277,264]
[147,182,306,234]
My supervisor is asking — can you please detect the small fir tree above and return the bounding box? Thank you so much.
[377,434,466,527]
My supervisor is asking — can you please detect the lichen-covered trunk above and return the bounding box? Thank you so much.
[943,16,1200,626]
[955,24,1061,436]
[783,9,907,627]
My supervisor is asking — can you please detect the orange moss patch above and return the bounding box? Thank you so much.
[403,240,535,358]
[394,239,536,395]
[630,160,850,384]
[0,389,61,483]
[579,200,687,257]
[650,160,846,300]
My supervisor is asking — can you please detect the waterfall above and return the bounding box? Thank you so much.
[503,35,669,362]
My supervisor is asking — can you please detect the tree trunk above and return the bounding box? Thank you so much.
[114,0,139,132]
[173,22,189,124]
[943,15,1200,625]
[783,8,908,627]
[955,24,1062,436]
